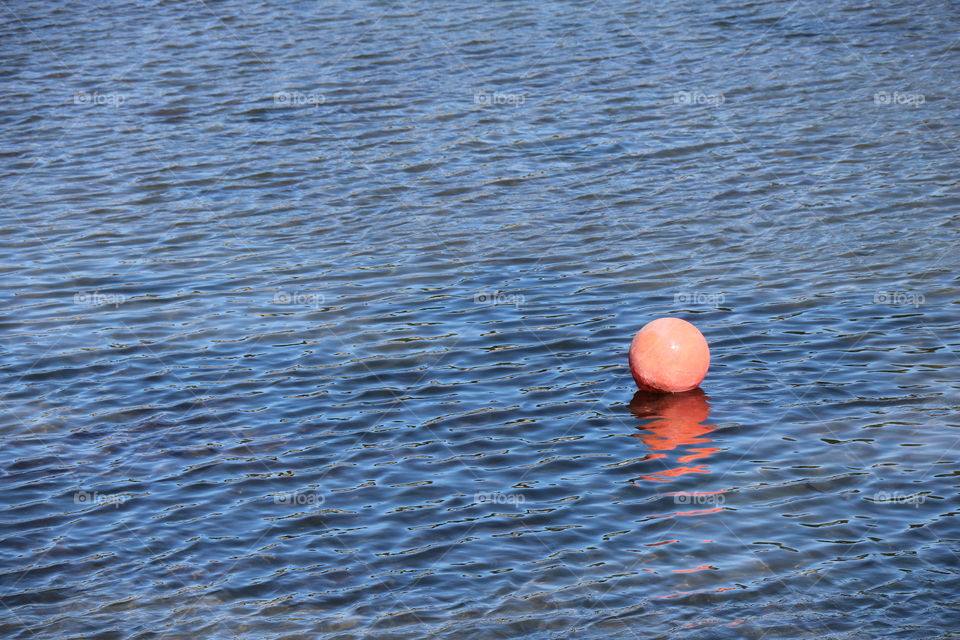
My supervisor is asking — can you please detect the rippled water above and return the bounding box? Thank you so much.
[3,1,959,638]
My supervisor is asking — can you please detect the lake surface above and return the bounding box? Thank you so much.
[2,1,959,638]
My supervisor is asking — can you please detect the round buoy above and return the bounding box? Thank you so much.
[628,318,709,393]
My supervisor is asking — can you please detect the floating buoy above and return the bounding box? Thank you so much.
[628,318,709,393]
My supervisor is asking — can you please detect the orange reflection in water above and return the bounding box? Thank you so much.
[628,389,738,611]
[628,388,719,483]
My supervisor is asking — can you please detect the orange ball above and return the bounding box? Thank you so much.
[628,318,710,393]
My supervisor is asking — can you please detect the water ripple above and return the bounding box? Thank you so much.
[2,0,959,638]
